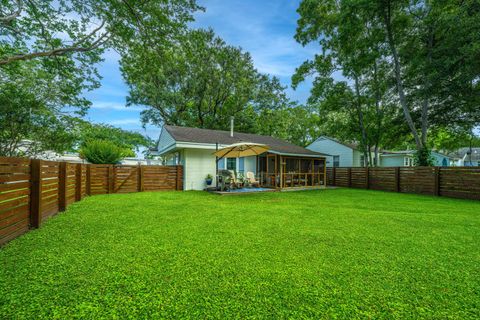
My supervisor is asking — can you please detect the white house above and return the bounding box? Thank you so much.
[151,125,328,190]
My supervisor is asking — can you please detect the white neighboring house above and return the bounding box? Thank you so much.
[450,147,480,166]
[151,125,328,190]
[307,136,372,167]
[120,158,162,165]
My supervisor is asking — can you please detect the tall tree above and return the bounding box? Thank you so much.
[294,0,394,166]
[294,0,480,165]
[0,0,200,156]
[121,28,298,137]
[374,0,480,164]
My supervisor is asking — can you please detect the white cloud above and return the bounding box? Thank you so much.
[90,101,144,111]
[109,119,141,126]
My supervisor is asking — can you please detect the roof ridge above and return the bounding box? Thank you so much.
[165,125,301,146]
[161,125,328,157]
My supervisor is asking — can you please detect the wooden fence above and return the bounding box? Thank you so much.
[0,157,183,246]
[327,166,480,200]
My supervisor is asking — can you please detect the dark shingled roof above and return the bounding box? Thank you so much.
[164,125,327,157]
[450,147,480,161]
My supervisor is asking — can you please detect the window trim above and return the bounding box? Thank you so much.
[226,158,236,171]
[333,155,340,167]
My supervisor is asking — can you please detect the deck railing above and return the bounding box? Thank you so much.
[258,172,326,188]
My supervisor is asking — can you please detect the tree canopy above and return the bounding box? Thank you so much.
[0,0,200,156]
[1,0,478,160]
[294,0,480,164]
[121,28,312,144]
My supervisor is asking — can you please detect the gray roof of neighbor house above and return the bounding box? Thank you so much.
[381,150,415,155]
[382,150,453,158]
[163,125,328,157]
[451,147,480,161]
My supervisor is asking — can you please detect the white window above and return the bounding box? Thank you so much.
[360,155,365,167]
[404,157,413,166]
[333,156,340,167]
[226,158,236,171]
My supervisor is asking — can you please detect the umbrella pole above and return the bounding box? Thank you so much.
[216,143,218,190]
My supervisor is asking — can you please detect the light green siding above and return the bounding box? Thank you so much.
[431,152,450,166]
[381,156,407,167]
[308,138,354,167]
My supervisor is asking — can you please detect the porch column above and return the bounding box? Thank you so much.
[279,156,283,189]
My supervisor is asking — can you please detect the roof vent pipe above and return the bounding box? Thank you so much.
[230,116,234,137]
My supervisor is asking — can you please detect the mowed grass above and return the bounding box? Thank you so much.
[1,189,480,319]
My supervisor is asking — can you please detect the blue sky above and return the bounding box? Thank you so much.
[83,0,315,142]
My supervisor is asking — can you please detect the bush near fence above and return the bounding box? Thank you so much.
[0,157,183,246]
[327,166,480,200]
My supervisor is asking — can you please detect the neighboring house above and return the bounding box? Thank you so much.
[308,135,453,167]
[151,125,328,190]
[381,150,452,167]
[307,136,374,167]
[449,147,480,166]
[120,158,162,165]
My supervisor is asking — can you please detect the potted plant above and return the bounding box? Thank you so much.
[205,174,213,186]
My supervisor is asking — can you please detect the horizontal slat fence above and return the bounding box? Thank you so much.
[0,158,31,245]
[1,157,183,246]
[327,166,480,200]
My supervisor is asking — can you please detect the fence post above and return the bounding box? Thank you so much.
[137,164,142,192]
[75,164,82,201]
[58,162,67,212]
[332,167,336,186]
[109,165,114,194]
[86,165,91,195]
[365,167,370,189]
[140,166,144,191]
[348,168,352,188]
[176,165,183,190]
[434,167,440,196]
[30,159,42,228]
[395,167,401,192]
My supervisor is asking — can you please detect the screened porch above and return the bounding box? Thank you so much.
[257,153,327,189]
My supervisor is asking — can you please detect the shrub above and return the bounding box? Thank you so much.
[79,139,128,164]
[414,147,435,166]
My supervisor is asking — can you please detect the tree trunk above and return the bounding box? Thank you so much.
[421,27,434,147]
[382,1,423,150]
[373,59,383,167]
[353,74,370,167]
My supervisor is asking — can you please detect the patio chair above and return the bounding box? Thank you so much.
[228,170,241,189]
[246,171,260,187]
[218,170,234,191]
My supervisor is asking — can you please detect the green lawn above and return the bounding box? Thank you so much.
[1,189,479,319]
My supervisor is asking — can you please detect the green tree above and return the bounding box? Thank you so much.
[294,0,480,166]
[0,61,82,156]
[79,139,128,164]
[375,0,480,163]
[0,0,200,66]
[72,120,152,155]
[121,28,300,139]
[1,0,200,156]
[294,0,395,166]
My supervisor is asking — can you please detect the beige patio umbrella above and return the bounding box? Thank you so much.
[213,142,269,159]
